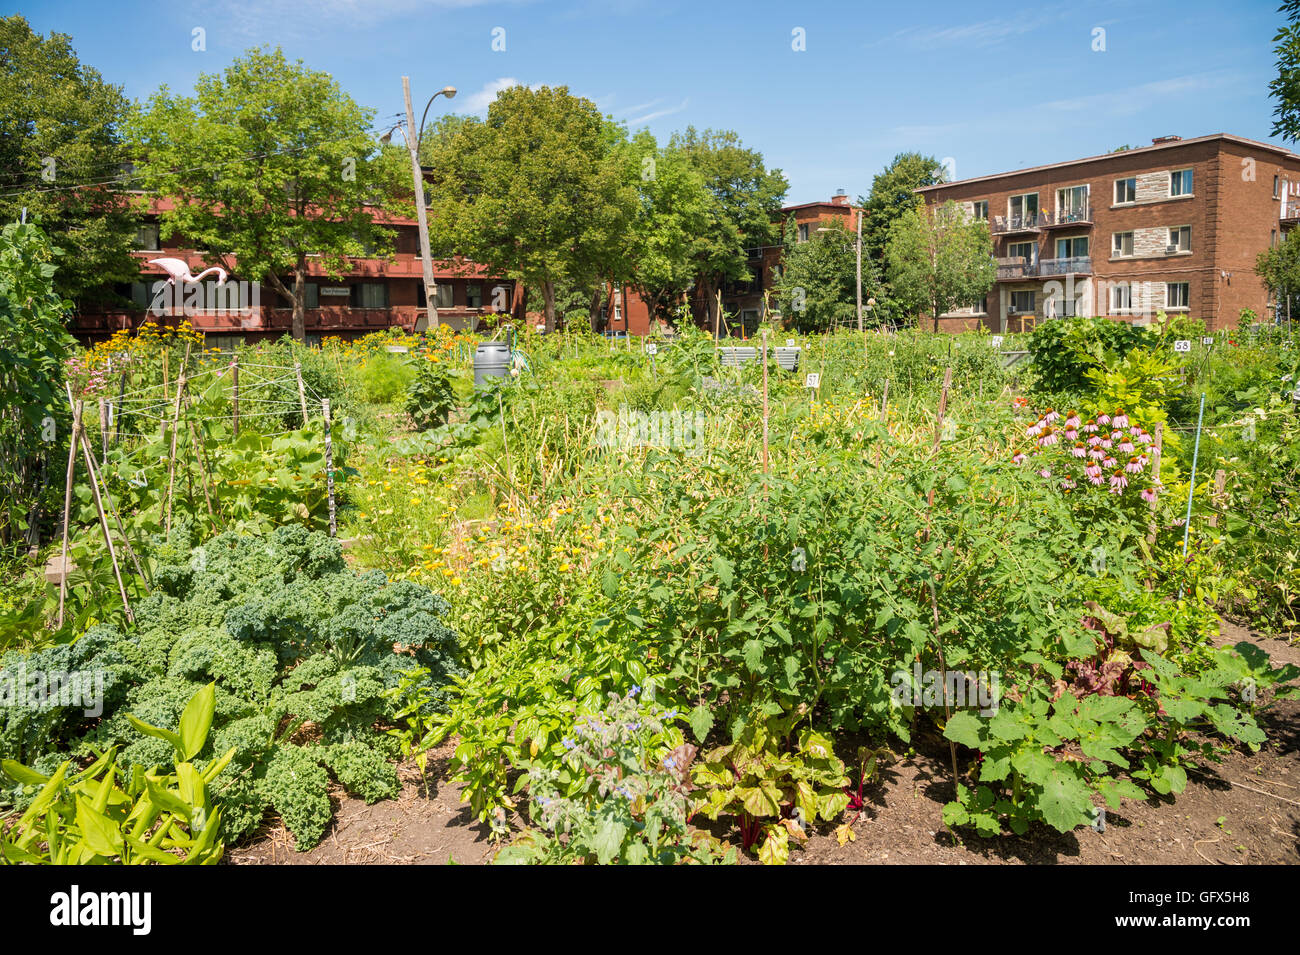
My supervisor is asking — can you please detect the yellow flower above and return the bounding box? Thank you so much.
[559,563,571,572]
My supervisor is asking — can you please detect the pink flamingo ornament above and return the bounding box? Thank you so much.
[148,257,228,286]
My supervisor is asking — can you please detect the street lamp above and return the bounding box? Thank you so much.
[391,78,456,333]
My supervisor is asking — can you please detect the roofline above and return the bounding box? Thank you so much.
[781,200,859,212]
[915,133,1300,193]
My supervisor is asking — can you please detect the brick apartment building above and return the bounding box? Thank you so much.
[916,133,1300,333]
[72,196,520,345]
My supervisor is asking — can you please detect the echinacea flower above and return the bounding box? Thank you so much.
[1072,442,1087,458]
[1039,429,1059,447]
[1083,420,1099,433]
[1097,413,1111,426]
[1088,434,1103,446]
[1026,422,1044,437]
[1118,439,1135,454]
[1089,447,1105,460]
[1065,411,1081,428]
[1063,427,1078,440]
[1060,478,1076,490]
[1140,487,1158,504]
[1103,456,1118,469]
[1044,408,1060,423]
[1125,456,1144,474]
[1012,452,1028,465]
[1110,470,1128,492]
[1038,468,1053,479]
[1113,410,1129,429]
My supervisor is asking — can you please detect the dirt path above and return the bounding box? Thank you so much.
[229,621,1300,865]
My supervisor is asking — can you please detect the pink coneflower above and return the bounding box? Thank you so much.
[1103,456,1118,469]
[1083,420,1099,433]
[1044,408,1060,423]
[1140,487,1158,504]
[1088,434,1103,446]
[1087,469,1105,486]
[1089,447,1105,460]
[1063,427,1078,440]
[1113,410,1129,429]
[1060,477,1076,491]
[1072,441,1087,458]
[1097,413,1112,427]
[1026,422,1043,438]
[1110,470,1128,493]
[1125,456,1143,474]
[1038,467,1053,479]
[1065,411,1081,429]
[1012,451,1028,465]
[1118,439,1135,454]
[1039,429,1059,447]
[1110,430,1124,442]
[1136,431,1153,445]
[1100,438,1113,450]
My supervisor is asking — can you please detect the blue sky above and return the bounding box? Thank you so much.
[9,0,1293,203]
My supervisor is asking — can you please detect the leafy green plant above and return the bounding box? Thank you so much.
[0,682,234,864]
[692,710,849,864]
[406,359,457,430]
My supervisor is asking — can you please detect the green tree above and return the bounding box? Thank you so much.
[669,127,788,331]
[772,217,879,332]
[422,85,638,331]
[857,152,947,270]
[0,15,140,305]
[625,131,712,328]
[127,46,407,341]
[885,200,995,332]
[1270,1,1300,143]
[1255,227,1300,310]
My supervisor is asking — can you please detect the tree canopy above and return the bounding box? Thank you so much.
[885,200,995,332]
[127,46,407,340]
[772,217,880,332]
[0,15,139,305]
[857,152,948,270]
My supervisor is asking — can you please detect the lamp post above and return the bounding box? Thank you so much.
[390,79,456,333]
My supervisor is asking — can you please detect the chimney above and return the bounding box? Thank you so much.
[1151,135,1182,145]
[831,189,849,206]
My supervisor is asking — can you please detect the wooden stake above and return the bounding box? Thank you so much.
[77,417,149,589]
[98,398,109,468]
[164,345,190,535]
[1146,422,1164,546]
[231,354,240,438]
[323,398,337,537]
[114,369,127,444]
[56,401,83,629]
[294,360,310,427]
[881,379,890,416]
[76,416,133,624]
[183,394,218,526]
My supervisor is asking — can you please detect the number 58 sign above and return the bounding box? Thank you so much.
[1173,339,1191,353]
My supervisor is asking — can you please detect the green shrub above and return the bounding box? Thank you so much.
[355,352,415,404]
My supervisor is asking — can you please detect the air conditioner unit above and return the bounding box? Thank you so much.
[1165,244,1178,254]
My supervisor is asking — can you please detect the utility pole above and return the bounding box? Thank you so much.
[855,208,863,332]
[402,76,439,332]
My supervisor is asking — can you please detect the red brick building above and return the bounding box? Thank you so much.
[916,133,1300,333]
[72,197,519,345]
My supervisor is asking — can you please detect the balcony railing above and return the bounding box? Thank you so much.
[1283,200,1300,223]
[992,214,1041,234]
[997,255,1092,280]
[1042,207,1092,228]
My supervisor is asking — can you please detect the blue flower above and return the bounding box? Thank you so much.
[562,738,576,750]
[629,685,640,697]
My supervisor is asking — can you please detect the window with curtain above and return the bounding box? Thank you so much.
[466,282,482,308]
[435,283,454,309]
[1169,226,1191,251]
[1115,178,1136,204]
[1113,232,1134,256]
[1056,236,1088,258]
[1170,169,1193,196]
[1166,282,1189,308]
[1057,185,1088,219]
[351,283,388,308]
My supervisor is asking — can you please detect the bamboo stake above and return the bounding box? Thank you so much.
[56,401,83,629]
[231,354,240,438]
[323,398,337,537]
[113,369,127,444]
[1208,468,1226,528]
[294,360,310,426]
[98,398,109,468]
[76,416,134,624]
[1146,421,1164,547]
[761,329,770,477]
[183,395,218,526]
[77,417,149,589]
[164,345,190,535]
[881,378,890,416]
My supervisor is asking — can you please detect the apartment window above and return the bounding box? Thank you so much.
[1274,175,1281,199]
[1007,241,1035,262]
[1057,185,1089,220]
[1111,284,1133,311]
[1166,282,1190,309]
[1169,168,1193,197]
[1010,290,1035,313]
[1008,193,1039,224]
[129,281,153,309]
[1113,231,1134,257]
[465,282,482,309]
[972,200,988,221]
[1056,236,1088,259]
[1115,177,1137,204]
[435,283,454,309]
[134,223,160,251]
[1168,225,1191,252]
[797,223,810,243]
[304,283,319,309]
[350,282,388,308]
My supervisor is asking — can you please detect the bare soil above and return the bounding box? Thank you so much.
[228,621,1300,866]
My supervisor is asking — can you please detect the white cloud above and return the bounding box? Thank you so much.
[625,98,689,126]
[457,77,526,113]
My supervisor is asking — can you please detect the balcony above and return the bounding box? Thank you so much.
[996,256,1092,281]
[1282,200,1300,225]
[992,213,1041,235]
[1041,207,1092,228]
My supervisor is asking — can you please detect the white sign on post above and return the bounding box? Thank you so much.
[991,335,1004,348]
[786,339,796,347]
[1174,339,1192,353]
[535,323,546,334]
[804,373,820,389]
[645,343,658,356]
[1201,337,1214,346]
